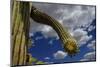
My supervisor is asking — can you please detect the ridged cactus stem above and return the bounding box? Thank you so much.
[30,6,79,56]
[11,0,30,66]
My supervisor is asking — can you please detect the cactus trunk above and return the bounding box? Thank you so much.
[11,0,30,66]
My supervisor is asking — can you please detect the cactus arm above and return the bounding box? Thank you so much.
[30,6,79,56]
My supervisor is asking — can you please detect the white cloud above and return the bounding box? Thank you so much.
[87,40,96,50]
[30,18,58,37]
[80,51,96,61]
[54,5,95,30]
[49,40,54,45]
[80,59,88,61]
[72,29,87,41]
[48,37,59,45]
[44,57,50,60]
[72,29,92,47]
[88,25,95,32]
[41,25,52,33]
[29,32,34,37]
[30,3,95,46]
[35,36,43,40]
[30,3,95,35]
[79,35,92,45]
[53,50,67,59]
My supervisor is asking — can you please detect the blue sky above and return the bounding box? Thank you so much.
[28,2,96,64]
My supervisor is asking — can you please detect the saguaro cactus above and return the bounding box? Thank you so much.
[11,0,79,66]
[11,1,44,66]
[11,0,30,66]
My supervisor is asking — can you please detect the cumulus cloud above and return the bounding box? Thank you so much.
[53,50,67,59]
[48,40,54,45]
[80,51,96,61]
[88,25,95,32]
[48,37,59,45]
[30,3,95,34]
[29,32,34,37]
[30,2,95,46]
[30,18,57,37]
[72,29,92,47]
[44,57,50,60]
[87,40,96,50]
[54,5,95,30]
[35,36,43,40]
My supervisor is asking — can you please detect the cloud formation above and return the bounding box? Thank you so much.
[87,40,96,50]
[80,51,96,61]
[29,3,96,62]
[53,50,67,59]
[30,2,95,47]
[44,57,50,60]
[88,25,95,32]
[72,29,92,47]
